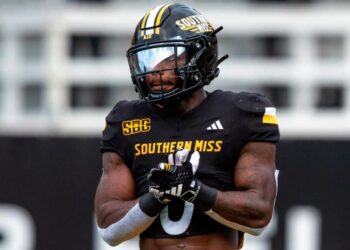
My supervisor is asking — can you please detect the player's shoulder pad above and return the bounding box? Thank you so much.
[234,92,275,114]
[209,90,239,106]
[106,99,144,123]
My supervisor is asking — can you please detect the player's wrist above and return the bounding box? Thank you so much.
[193,180,218,212]
[139,192,166,217]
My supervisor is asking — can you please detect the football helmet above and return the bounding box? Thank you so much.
[127,3,228,102]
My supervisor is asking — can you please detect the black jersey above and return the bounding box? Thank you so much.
[100,90,279,238]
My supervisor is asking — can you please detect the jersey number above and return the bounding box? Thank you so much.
[159,202,194,235]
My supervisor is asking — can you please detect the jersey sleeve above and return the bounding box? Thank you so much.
[100,101,131,163]
[236,92,280,143]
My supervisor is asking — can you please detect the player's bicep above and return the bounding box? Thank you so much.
[234,142,277,202]
[101,152,136,200]
[95,152,136,226]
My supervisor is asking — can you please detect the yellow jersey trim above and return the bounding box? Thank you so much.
[262,107,278,125]
[263,114,279,125]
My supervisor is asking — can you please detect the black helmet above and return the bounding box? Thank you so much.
[126,3,228,102]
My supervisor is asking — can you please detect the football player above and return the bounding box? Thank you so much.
[95,3,280,250]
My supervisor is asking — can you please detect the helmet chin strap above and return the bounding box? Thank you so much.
[147,71,185,108]
[145,65,191,99]
[147,70,177,100]
[159,72,166,101]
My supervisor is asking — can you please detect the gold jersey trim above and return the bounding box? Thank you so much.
[262,107,278,125]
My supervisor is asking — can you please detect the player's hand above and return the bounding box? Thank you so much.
[148,149,201,203]
[147,160,179,204]
[148,185,173,204]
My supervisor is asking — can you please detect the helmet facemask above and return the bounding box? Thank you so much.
[127,33,222,103]
[128,42,189,102]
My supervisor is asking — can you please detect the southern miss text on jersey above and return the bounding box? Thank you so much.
[100,90,280,238]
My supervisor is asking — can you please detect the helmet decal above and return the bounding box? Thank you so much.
[175,15,214,33]
[155,3,173,34]
[140,3,173,39]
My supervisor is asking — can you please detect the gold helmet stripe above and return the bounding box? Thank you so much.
[144,4,167,36]
[155,3,172,34]
[140,11,151,37]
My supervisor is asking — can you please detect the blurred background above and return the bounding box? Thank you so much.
[0,0,349,249]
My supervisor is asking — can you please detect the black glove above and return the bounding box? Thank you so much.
[148,149,217,211]
[148,185,173,204]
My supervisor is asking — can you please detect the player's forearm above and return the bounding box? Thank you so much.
[190,180,271,234]
[96,193,166,246]
[96,199,138,228]
[212,190,274,229]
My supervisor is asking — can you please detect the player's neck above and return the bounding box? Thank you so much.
[153,88,207,115]
[176,88,207,115]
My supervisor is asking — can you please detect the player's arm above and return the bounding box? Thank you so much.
[147,143,277,236]
[203,92,280,235]
[94,152,165,246]
[206,141,278,235]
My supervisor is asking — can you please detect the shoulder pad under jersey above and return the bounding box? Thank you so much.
[235,92,278,124]
[106,99,145,123]
[100,99,144,161]
[235,92,274,114]
[235,92,279,142]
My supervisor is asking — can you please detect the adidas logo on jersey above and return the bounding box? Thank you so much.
[207,120,224,130]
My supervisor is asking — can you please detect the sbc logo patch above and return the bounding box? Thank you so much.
[122,118,151,136]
